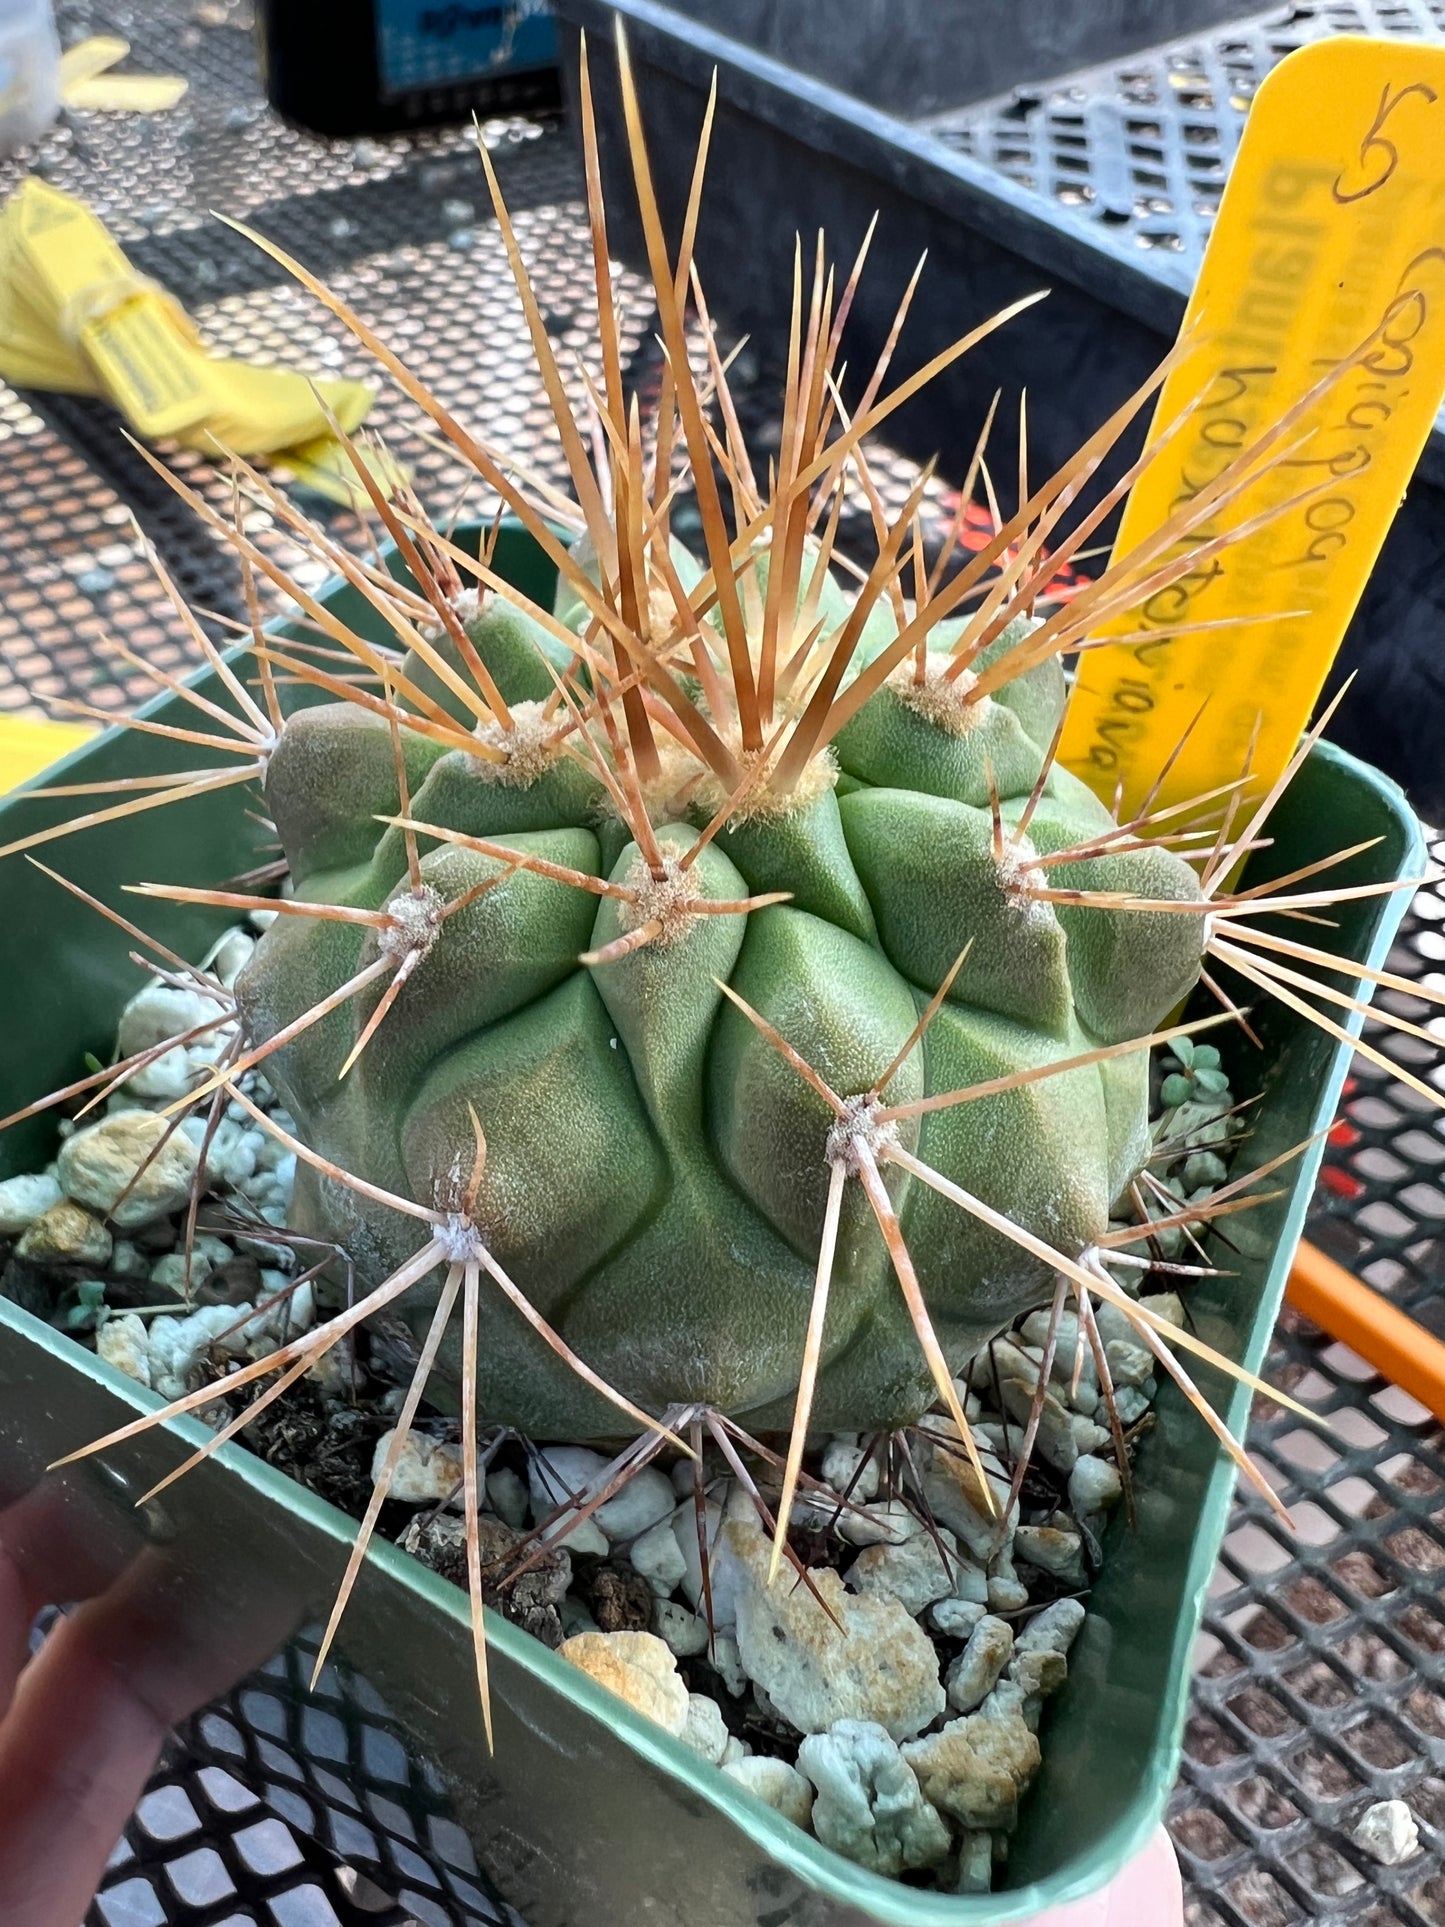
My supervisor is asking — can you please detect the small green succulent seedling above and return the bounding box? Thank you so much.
[1159,1038,1231,1112]
[63,1277,110,1333]
[13,34,1435,1741]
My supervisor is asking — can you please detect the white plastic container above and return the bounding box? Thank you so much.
[0,0,60,153]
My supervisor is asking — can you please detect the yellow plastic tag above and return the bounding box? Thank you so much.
[64,74,190,112]
[188,363,374,458]
[0,181,399,491]
[7,179,213,438]
[1059,36,1445,817]
[82,296,215,439]
[58,35,189,112]
[278,429,411,508]
[0,717,97,793]
[57,35,132,88]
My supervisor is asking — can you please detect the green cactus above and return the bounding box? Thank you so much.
[237,558,1205,1442]
[9,31,1408,1776]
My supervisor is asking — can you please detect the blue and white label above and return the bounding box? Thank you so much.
[375,1,556,98]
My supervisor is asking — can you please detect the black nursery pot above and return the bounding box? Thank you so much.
[0,522,1424,1925]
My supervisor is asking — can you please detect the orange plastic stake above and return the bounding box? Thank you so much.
[1287,1238,1445,1423]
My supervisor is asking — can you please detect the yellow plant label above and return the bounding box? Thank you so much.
[0,181,383,469]
[278,429,411,508]
[1059,36,1445,817]
[9,179,213,438]
[82,296,214,440]
[0,717,96,793]
[57,35,132,88]
[58,35,189,111]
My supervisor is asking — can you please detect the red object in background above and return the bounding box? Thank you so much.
[1321,1076,1364,1201]
[932,491,1091,605]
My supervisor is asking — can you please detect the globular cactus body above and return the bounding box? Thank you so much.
[239,553,1205,1440]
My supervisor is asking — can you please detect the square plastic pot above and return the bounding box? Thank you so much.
[0,523,1424,1925]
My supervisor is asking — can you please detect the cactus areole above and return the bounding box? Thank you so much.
[239,556,1205,1441]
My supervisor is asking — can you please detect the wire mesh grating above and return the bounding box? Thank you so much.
[927,1,1445,265]
[0,3,1440,1922]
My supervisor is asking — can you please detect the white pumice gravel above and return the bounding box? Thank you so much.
[1353,1799,1420,1866]
[2,937,1233,1898]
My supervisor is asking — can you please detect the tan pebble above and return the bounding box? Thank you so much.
[58,1112,199,1229]
[558,1630,689,1736]
[730,1514,945,1741]
[17,1200,113,1267]
[902,1697,1041,1830]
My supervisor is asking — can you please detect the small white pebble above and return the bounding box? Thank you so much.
[654,1599,709,1659]
[1098,1385,1150,1428]
[370,1430,463,1505]
[558,1630,688,1735]
[116,981,229,1059]
[150,1250,218,1297]
[1104,1337,1153,1388]
[205,927,255,986]
[528,1445,611,1557]
[630,1511,687,1597]
[1071,1416,1112,1454]
[593,1465,674,1544]
[122,1046,193,1102]
[955,1829,995,1894]
[97,1313,151,1388]
[927,1598,988,1640]
[17,1201,112,1267]
[722,1755,814,1829]
[946,1616,1014,1714]
[987,1575,1030,1613]
[680,1692,731,1764]
[205,1120,259,1190]
[1015,1598,1086,1659]
[1353,1799,1420,1866]
[1068,1455,1123,1516]
[837,1499,922,1547]
[487,1465,529,1528]
[821,1435,879,1502]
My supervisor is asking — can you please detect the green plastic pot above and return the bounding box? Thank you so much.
[0,524,1424,1925]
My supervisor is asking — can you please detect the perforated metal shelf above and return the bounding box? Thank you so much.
[1,4,1441,1923]
[927,1,1445,266]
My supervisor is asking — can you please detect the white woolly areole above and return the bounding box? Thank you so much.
[694,741,839,825]
[888,658,993,736]
[621,854,701,948]
[418,589,481,653]
[378,884,445,962]
[470,699,562,788]
[825,1094,902,1176]
[436,1211,487,1264]
[630,736,708,825]
[996,830,1058,933]
[647,578,681,639]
